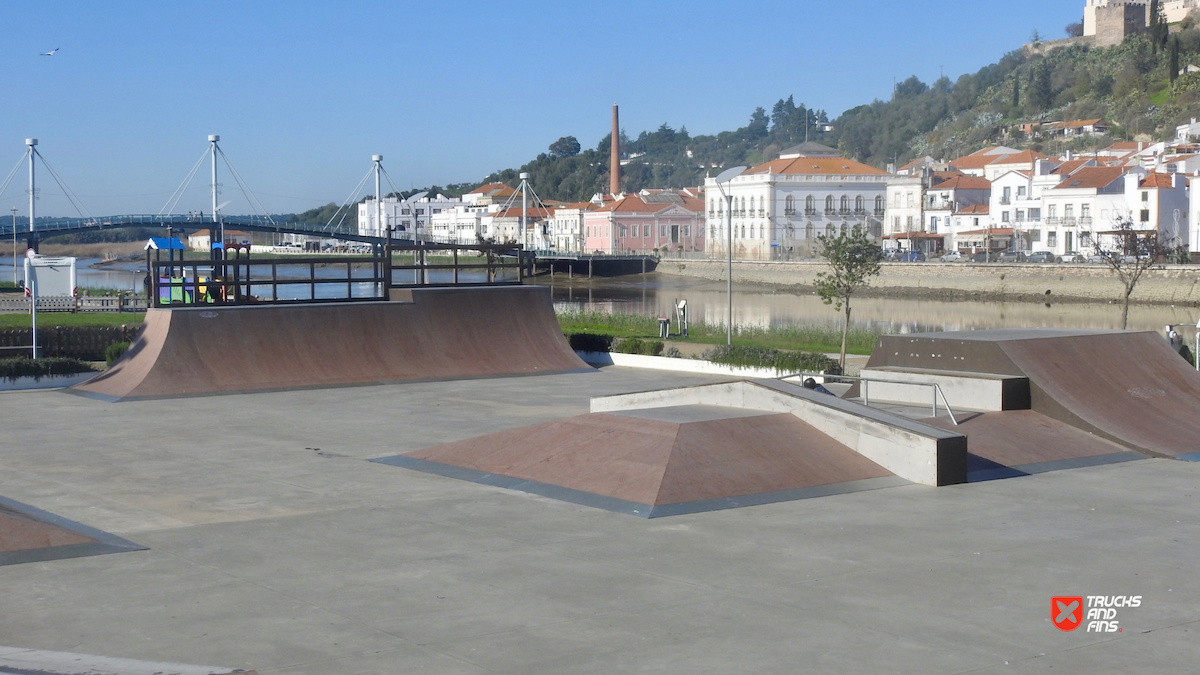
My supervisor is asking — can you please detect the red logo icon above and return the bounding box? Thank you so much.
[1053,596,1084,631]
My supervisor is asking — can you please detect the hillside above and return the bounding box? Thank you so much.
[463,12,1200,202]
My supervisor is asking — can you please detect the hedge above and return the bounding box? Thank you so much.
[0,357,99,381]
[700,345,842,375]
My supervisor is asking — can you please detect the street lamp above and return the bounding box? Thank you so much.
[10,207,16,286]
[713,166,746,346]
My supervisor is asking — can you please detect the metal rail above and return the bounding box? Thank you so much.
[782,371,960,425]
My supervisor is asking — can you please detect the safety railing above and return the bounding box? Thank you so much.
[781,372,960,425]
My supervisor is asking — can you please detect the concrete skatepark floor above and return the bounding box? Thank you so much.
[1,366,1198,674]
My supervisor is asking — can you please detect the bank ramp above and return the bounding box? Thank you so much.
[72,286,588,401]
[866,329,1200,460]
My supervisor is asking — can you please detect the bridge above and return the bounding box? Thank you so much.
[0,213,397,247]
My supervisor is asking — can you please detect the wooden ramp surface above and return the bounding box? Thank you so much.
[0,497,145,566]
[73,286,588,401]
[387,406,903,517]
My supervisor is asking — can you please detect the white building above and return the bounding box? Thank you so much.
[1084,0,1198,35]
[546,202,596,252]
[704,142,887,260]
[357,195,464,240]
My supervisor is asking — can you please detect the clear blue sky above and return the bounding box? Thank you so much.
[0,0,1083,217]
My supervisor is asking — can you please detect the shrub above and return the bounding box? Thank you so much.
[701,345,842,376]
[566,332,614,352]
[0,357,98,381]
[105,341,131,366]
[663,347,682,358]
[614,338,664,356]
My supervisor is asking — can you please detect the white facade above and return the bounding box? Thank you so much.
[429,205,493,245]
[548,207,589,252]
[1084,0,1197,34]
[357,195,464,239]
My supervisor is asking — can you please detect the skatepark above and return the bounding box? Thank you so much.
[2,285,1199,673]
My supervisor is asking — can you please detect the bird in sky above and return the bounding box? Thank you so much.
[40,48,59,56]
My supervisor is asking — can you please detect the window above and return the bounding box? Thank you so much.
[855,196,864,213]
[1002,186,1011,202]
[1030,208,1041,220]
[710,226,716,238]
[805,195,815,214]
[741,225,746,238]
[841,195,849,213]
[893,216,901,232]
[825,195,834,213]
[805,223,814,239]
[875,196,883,214]
[660,225,667,237]
[1141,209,1151,222]
[632,225,639,237]
[930,216,938,233]
[906,215,913,230]
[1142,191,1149,202]
[1064,205,1074,218]
[1002,211,1010,223]
[1048,204,1057,218]
[1017,186,1026,197]
[1048,232,1057,247]
[785,195,795,215]
[682,225,690,236]
[906,192,914,207]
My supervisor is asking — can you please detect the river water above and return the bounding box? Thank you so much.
[3,257,1196,335]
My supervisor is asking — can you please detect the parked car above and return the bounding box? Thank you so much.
[1026,251,1057,263]
[894,251,926,262]
[970,251,997,262]
[1086,254,1108,264]
[940,251,964,262]
[998,251,1027,262]
[1060,251,1085,263]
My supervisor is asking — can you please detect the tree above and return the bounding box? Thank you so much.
[1030,29,1042,44]
[1083,215,1184,329]
[548,136,581,158]
[1170,36,1180,83]
[1012,77,1020,109]
[814,229,883,368]
[1150,0,1169,51]
[1066,21,1084,37]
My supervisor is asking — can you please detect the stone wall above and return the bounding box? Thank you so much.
[657,259,1200,305]
[1095,3,1146,47]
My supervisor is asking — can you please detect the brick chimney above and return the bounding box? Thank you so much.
[610,104,620,195]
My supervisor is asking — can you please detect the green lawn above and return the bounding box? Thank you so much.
[556,310,881,355]
[0,312,145,328]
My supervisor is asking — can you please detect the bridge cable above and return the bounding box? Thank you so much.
[0,153,29,206]
[324,166,374,231]
[34,150,97,223]
[215,147,276,226]
[158,146,211,217]
[379,166,420,242]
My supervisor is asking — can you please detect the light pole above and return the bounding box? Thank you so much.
[714,166,746,346]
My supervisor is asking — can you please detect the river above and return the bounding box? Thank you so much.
[3,257,1196,335]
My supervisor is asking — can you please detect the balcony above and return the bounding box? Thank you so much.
[874,208,885,216]
[1079,216,1092,226]
[1045,217,1060,225]
[839,208,851,216]
[999,198,1011,205]
[1063,217,1077,226]
[783,208,795,216]
[854,208,867,216]
[825,208,836,216]
[805,208,818,216]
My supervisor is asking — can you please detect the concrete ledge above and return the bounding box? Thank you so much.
[0,646,250,675]
[859,367,1030,411]
[591,380,967,487]
[577,351,782,378]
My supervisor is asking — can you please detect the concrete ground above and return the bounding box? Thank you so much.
[0,366,1197,674]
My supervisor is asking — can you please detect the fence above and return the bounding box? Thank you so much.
[0,325,142,360]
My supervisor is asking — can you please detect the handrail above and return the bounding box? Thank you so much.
[780,371,960,425]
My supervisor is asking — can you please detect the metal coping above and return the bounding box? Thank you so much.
[370,455,910,518]
[0,494,146,567]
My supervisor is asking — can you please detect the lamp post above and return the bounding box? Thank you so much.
[713,166,746,346]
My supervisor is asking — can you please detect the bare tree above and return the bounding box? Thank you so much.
[1066,22,1084,37]
[1083,216,1186,329]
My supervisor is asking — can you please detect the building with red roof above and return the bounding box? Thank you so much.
[582,190,705,255]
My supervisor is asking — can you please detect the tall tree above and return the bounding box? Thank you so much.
[1150,0,1169,51]
[1083,215,1184,329]
[1170,36,1180,83]
[1012,77,1020,109]
[814,229,883,368]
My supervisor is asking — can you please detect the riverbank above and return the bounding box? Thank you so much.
[655,259,1200,306]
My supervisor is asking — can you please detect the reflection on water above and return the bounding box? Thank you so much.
[533,274,1200,335]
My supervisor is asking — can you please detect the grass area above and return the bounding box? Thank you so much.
[556,310,882,355]
[0,312,145,328]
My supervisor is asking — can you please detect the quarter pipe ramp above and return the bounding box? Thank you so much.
[72,286,589,401]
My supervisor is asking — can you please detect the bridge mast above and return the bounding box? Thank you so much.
[26,139,36,239]
[209,134,221,245]
[373,155,383,239]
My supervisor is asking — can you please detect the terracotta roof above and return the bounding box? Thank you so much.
[1139,172,1188,188]
[882,232,945,239]
[947,147,1017,170]
[593,192,704,214]
[957,227,1015,236]
[467,182,516,197]
[745,156,888,176]
[1051,159,1094,175]
[490,207,554,219]
[987,149,1053,166]
[1052,167,1126,190]
[930,175,992,191]
[1060,119,1106,128]
[956,204,990,215]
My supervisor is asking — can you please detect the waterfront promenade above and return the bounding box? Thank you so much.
[1,367,1197,673]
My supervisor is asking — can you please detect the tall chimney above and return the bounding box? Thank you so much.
[610,104,620,195]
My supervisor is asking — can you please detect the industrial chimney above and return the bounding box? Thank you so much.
[610,104,620,196]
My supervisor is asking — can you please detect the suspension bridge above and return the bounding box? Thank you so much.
[0,135,447,250]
